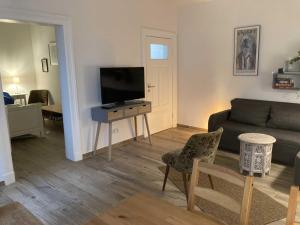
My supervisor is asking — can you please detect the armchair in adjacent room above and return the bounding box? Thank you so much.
[28,90,49,106]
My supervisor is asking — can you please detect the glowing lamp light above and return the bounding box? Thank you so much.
[0,19,19,24]
[12,77,20,84]
[11,77,21,94]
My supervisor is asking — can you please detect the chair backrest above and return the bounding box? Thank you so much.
[188,159,254,225]
[28,90,49,106]
[286,186,300,225]
[178,128,223,165]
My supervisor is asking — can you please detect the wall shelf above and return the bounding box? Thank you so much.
[273,72,300,90]
[281,72,300,75]
[273,87,300,91]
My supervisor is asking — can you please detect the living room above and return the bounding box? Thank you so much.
[0,0,300,225]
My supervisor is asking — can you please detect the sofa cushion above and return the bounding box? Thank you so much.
[267,103,300,132]
[218,120,300,166]
[229,99,270,127]
[3,92,14,105]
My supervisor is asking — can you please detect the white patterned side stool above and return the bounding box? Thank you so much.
[238,133,276,177]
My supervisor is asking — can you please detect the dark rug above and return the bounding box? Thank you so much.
[159,155,287,225]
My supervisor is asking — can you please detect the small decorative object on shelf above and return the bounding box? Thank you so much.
[284,51,300,73]
[273,52,300,90]
[289,51,300,64]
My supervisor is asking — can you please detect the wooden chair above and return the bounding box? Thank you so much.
[188,158,254,225]
[286,186,300,225]
[162,128,223,200]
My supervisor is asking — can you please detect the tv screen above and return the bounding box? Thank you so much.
[100,67,145,105]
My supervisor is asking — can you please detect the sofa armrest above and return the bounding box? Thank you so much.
[208,109,231,132]
[295,152,300,186]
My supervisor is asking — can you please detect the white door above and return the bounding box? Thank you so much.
[144,36,174,134]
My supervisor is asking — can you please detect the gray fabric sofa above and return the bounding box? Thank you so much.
[208,98,300,167]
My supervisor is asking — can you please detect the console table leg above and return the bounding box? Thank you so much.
[144,114,152,145]
[134,116,138,141]
[108,121,112,161]
[94,122,101,156]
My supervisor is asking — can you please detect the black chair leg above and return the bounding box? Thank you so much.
[182,173,189,201]
[208,175,214,190]
[162,165,170,191]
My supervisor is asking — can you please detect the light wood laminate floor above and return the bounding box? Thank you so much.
[0,124,296,225]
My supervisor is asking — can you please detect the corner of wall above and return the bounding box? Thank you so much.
[1,171,15,185]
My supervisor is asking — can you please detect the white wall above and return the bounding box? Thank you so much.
[0,22,37,95]
[178,0,300,129]
[0,82,15,185]
[31,24,61,105]
[0,0,177,158]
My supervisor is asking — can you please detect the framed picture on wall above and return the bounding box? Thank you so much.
[48,42,59,66]
[41,58,49,72]
[234,25,261,76]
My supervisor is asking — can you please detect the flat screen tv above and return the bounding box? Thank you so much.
[100,67,145,105]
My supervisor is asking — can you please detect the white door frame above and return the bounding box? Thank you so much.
[141,28,178,130]
[0,8,83,185]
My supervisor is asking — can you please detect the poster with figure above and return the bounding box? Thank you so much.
[234,25,260,76]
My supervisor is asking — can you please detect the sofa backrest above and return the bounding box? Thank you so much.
[267,101,300,132]
[230,98,272,127]
[230,98,300,131]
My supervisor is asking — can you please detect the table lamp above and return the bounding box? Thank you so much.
[12,77,20,94]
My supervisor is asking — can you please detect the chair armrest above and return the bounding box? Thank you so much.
[208,109,231,132]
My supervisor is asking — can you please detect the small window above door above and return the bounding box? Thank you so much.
[150,44,169,60]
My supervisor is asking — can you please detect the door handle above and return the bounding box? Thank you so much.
[147,84,156,88]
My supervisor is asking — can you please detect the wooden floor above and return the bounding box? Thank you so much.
[0,123,296,225]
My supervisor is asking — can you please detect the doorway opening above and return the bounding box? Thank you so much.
[0,9,82,185]
[0,21,67,182]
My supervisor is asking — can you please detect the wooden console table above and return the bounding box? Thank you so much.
[91,101,152,161]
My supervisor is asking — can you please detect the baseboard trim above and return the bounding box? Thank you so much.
[177,124,207,132]
[0,171,15,185]
[83,135,144,159]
